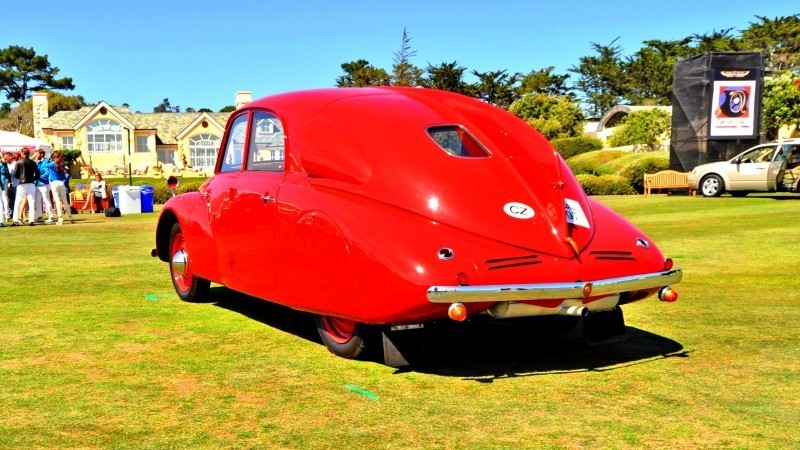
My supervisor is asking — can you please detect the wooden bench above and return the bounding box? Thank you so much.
[643,170,696,196]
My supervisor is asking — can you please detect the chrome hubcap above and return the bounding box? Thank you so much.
[171,249,188,276]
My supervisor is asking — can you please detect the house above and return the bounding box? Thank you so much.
[31,91,251,176]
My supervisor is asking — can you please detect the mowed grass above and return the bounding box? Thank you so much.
[1,194,799,449]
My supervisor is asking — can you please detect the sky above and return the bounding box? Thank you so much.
[2,0,797,112]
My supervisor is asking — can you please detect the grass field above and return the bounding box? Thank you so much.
[1,194,798,449]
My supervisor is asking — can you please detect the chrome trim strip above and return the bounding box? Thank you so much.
[426,269,682,303]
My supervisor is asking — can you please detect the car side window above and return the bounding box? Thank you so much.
[740,146,775,164]
[247,111,285,172]
[220,114,248,172]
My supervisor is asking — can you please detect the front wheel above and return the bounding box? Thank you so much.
[169,222,210,302]
[701,174,724,197]
[315,315,372,359]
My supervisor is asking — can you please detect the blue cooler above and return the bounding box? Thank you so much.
[140,185,155,213]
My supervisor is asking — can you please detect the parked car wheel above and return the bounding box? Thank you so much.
[315,315,371,359]
[730,191,748,197]
[169,223,210,302]
[701,174,724,197]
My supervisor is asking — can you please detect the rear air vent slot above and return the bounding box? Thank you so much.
[486,255,541,271]
[590,250,635,261]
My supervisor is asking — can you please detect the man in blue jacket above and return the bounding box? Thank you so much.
[35,149,54,223]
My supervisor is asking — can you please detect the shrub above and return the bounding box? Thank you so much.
[575,174,634,195]
[551,135,603,159]
[508,93,584,140]
[566,150,629,175]
[607,108,671,150]
[596,150,669,175]
[617,155,670,194]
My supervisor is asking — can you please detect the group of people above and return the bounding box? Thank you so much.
[0,147,75,226]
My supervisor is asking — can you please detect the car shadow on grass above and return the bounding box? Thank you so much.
[208,287,687,379]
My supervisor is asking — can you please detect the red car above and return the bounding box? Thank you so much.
[153,87,682,360]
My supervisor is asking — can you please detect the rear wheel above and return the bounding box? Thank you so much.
[169,222,210,302]
[700,174,724,197]
[315,315,372,359]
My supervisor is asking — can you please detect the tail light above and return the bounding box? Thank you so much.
[448,303,468,322]
[664,258,674,271]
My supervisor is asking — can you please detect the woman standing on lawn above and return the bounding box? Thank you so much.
[48,151,74,225]
[90,173,106,213]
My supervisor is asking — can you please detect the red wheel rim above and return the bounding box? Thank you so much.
[322,317,356,344]
[170,232,191,293]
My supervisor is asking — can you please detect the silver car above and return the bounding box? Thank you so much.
[688,140,800,197]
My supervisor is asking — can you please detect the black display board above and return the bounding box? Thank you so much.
[669,52,764,172]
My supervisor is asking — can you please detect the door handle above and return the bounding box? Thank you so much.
[203,191,211,198]
[261,195,276,203]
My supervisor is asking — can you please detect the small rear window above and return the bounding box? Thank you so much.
[427,126,490,158]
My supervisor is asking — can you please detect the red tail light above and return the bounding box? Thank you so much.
[664,258,674,271]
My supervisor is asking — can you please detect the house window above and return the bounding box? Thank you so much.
[157,149,174,165]
[136,136,149,153]
[87,119,124,153]
[61,136,74,150]
[188,133,221,169]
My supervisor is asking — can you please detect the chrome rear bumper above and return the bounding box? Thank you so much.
[426,269,682,303]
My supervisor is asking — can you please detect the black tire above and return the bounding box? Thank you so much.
[169,222,210,302]
[730,191,748,197]
[315,315,372,359]
[700,174,724,197]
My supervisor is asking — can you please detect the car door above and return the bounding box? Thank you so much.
[224,110,286,294]
[205,112,248,281]
[727,145,777,190]
[767,144,792,190]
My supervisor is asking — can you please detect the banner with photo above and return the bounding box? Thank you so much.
[709,69,759,138]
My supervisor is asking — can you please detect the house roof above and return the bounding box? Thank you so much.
[41,105,232,145]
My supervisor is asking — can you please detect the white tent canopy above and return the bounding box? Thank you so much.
[0,130,52,154]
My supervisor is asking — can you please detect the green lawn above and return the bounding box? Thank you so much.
[1,194,798,449]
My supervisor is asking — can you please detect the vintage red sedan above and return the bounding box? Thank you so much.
[153,87,682,360]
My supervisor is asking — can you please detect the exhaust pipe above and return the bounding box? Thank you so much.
[557,305,589,317]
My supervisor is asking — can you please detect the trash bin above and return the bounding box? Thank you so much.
[140,185,155,213]
[117,186,142,214]
[112,185,120,207]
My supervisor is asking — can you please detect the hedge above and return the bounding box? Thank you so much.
[550,136,603,159]
[575,174,634,195]
[566,150,630,176]
[617,155,670,194]
[596,150,669,175]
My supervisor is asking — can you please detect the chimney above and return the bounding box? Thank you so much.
[235,91,252,110]
[32,92,49,140]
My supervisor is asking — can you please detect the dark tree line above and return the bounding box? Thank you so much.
[337,15,800,116]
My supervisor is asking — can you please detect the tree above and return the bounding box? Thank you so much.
[691,28,742,53]
[517,67,571,96]
[761,73,800,140]
[471,69,519,109]
[198,108,213,113]
[391,28,423,86]
[422,61,471,95]
[336,59,391,87]
[740,15,800,72]
[607,108,672,150]
[508,93,584,140]
[0,101,32,135]
[154,98,180,113]
[185,107,197,113]
[0,45,75,103]
[40,90,86,114]
[570,39,627,116]
[624,38,692,105]
[219,105,236,112]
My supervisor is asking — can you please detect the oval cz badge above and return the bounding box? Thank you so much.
[503,202,535,219]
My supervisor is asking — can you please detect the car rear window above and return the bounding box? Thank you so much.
[427,126,490,158]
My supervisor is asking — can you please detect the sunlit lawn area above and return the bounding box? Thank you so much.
[1,194,798,448]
